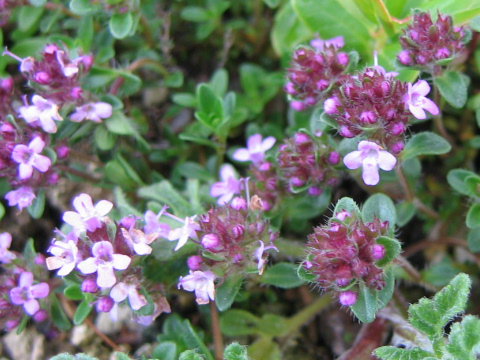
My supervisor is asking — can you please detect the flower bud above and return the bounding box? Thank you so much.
[56,146,70,159]
[231,197,247,211]
[291,177,305,187]
[5,319,20,331]
[82,278,99,293]
[33,309,48,322]
[0,77,14,92]
[201,234,222,251]
[391,122,406,136]
[259,162,271,171]
[285,82,296,95]
[360,111,376,124]
[435,47,450,59]
[187,255,203,271]
[339,126,354,138]
[316,79,329,91]
[291,100,306,111]
[294,132,310,145]
[96,297,114,312]
[308,186,322,196]
[47,173,60,185]
[339,291,357,306]
[398,50,412,65]
[35,254,46,265]
[324,97,339,115]
[328,151,341,165]
[120,216,136,229]
[71,86,83,99]
[233,253,243,263]
[392,141,405,154]
[232,224,245,239]
[336,52,349,66]
[34,71,51,84]
[372,244,386,260]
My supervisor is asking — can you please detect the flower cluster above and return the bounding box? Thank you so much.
[277,132,341,194]
[398,12,467,69]
[178,196,278,304]
[303,208,391,306]
[286,36,350,110]
[45,193,171,325]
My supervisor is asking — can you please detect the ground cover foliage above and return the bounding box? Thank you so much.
[1,1,480,359]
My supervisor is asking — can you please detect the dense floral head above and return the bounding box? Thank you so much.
[398,12,467,69]
[277,132,341,193]
[324,67,410,152]
[248,161,281,211]
[303,208,391,305]
[286,36,350,110]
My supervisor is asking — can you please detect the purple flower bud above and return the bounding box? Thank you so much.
[339,126,354,138]
[391,122,406,136]
[308,186,322,196]
[35,254,46,265]
[435,47,450,59]
[339,291,357,306]
[56,146,70,159]
[96,297,114,312]
[324,97,340,115]
[316,79,329,91]
[392,141,405,154]
[48,173,60,185]
[71,86,83,99]
[305,97,316,106]
[231,197,247,211]
[285,82,296,95]
[81,278,99,293]
[291,177,305,187]
[360,111,376,124]
[232,224,245,239]
[5,320,20,331]
[187,255,203,271]
[201,234,222,251]
[33,309,47,322]
[372,244,386,260]
[0,77,14,92]
[410,29,419,41]
[34,71,51,84]
[120,216,136,229]
[291,100,306,111]
[233,253,243,263]
[294,132,310,145]
[398,50,412,65]
[415,54,427,64]
[262,201,272,211]
[259,162,271,171]
[81,55,94,70]
[256,222,266,234]
[328,151,341,165]
[336,278,350,287]
[336,52,349,66]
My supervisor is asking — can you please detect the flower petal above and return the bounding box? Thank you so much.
[96,265,116,288]
[377,151,397,171]
[362,157,380,186]
[247,134,263,152]
[412,80,430,97]
[19,272,34,288]
[110,283,128,303]
[77,257,98,274]
[30,283,49,298]
[232,148,251,162]
[112,254,131,270]
[343,151,364,170]
[24,299,40,315]
[422,98,439,116]
[409,103,427,119]
[261,136,276,152]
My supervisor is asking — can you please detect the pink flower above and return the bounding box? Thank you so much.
[18,95,63,133]
[232,134,276,164]
[210,164,243,205]
[11,137,52,180]
[110,282,147,311]
[77,241,131,289]
[167,216,200,251]
[310,36,345,50]
[339,291,357,306]
[63,193,113,233]
[121,228,157,256]
[143,210,170,237]
[343,141,397,186]
[178,270,216,305]
[70,102,113,123]
[46,237,79,276]
[5,186,36,210]
[254,240,279,275]
[405,80,439,119]
[9,272,49,315]
[0,232,16,264]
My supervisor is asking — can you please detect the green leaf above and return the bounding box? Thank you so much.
[104,111,136,135]
[18,6,44,32]
[375,236,402,267]
[138,180,192,217]
[292,0,373,57]
[362,193,397,229]
[16,315,29,334]
[434,71,468,108]
[215,275,243,312]
[27,188,45,219]
[297,262,317,282]
[350,281,377,323]
[465,175,480,197]
[264,0,281,8]
[408,273,471,341]
[164,71,184,88]
[261,262,306,289]
[396,201,416,227]
[446,315,480,359]
[94,125,117,151]
[209,69,229,97]
[180,7,210,22]
[471,15,480,31]
[113,187,142,217]
[178,351,205,360]
[374,346,435,360]
[64,285,84,301]
[467,228,480,253]
[257,314,288,336]
[153,341,177,360]
[78,16,94,52]
[30,0,47,5]
[23,238,37,269]
[114,353,131,360]
[74,301,93,325]
[172,93,197,107]
[221,310,260,336]
[224,343,249,360]
[0,202,5,221]
[50,296,72,331]
[377,267,395,309]
[248,336,281,360]
[69,0,97,15]
[447,169,477,196]
[333,197,361,217]
[109,12,134,39]
[466,203,480,229]
[402,132,451,160]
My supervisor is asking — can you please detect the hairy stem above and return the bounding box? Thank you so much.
[210,301,224,360]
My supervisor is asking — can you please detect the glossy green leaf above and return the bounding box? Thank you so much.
[402,132,451,160]
[69,0,97,15]
[50,296,72,331]
[209,68,229,97]
[104,111,136,136]
[362,193,397,229]
[78,16,94,52]
[109,12,134,39]
[434,71,468,108]
[466,203,480,229]
[172,93,197,107]
[257,314,288,336]
[18,6,44,33]
[447,169,477,196]
[64,285,84,301]
[297,262,317,282]
[216,275,243,311]
[0,202,5,221]
[465,175,480,197]
[261,262,306,289]
[23,238,37,269]
[351,281,377,323]
[73,301,93,325]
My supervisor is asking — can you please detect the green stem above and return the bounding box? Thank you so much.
[432,83,455,148]
[215,136,227,175]
[126,58,169,77]
[282,294,332,339]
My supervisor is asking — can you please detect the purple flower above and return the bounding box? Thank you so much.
[339,291,357,306]
[18,95,63,133]
[167,216,200,251]
[9,272,49,315]
[11,137,52,180]
[254,240,279,275]
[405,80,439,119]
[121,228,157,256]
[77,241,131,288]
[178,270,216,305]
[63,193,113,233]
[343,141,397,186]
[70,102,113,123]
[5,186,36,210]
[310,36,345,51]
[110,282,147,311]
[232,134,276,164]
[55,50,79,78]
[0,232,16,264]
[46,238,79,276]
[210,164,243,205]
[143,210,170,237]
